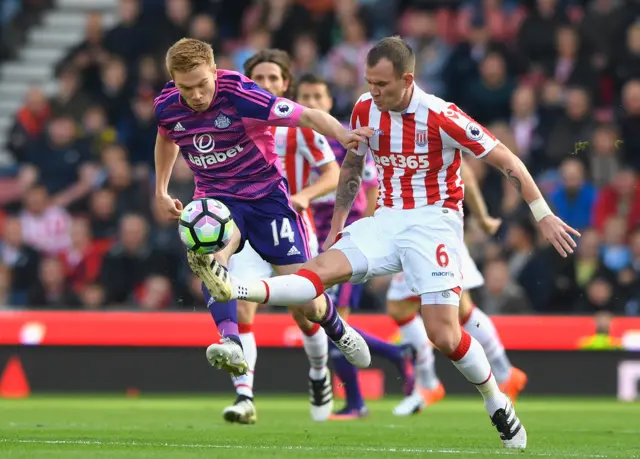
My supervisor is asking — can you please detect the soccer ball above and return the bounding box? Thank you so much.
[178,198,234,254]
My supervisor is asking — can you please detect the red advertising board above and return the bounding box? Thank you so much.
[1,311,639,350]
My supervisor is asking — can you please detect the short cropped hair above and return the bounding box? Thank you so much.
[366,36,415,77]
[296,73,330,97]
[165,38,215,76]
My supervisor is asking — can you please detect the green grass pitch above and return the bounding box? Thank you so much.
[0,396,639,458]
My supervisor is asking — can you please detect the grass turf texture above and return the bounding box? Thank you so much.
[0,396,638,458]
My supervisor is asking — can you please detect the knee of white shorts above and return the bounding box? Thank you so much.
[420,288,461,307]
[331,235,369,284]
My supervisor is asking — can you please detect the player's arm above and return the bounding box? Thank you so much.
[293,129,340,208]
[154,131,183,220]
[461,160,501,235]
[298,161,340,202]
[362,157,379,217]
[298,109,370,151]
[331,149,366,232]
[440,104,580,256]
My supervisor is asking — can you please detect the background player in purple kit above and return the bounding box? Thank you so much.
[297,74,420,418]
[154,39,372,378]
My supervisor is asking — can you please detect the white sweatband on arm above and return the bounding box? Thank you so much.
[529,198,553,222]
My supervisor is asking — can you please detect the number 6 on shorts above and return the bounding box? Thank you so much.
[436,243,449,268]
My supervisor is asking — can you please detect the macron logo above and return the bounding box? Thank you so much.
[287,246,301,256]
[173,122,185,132]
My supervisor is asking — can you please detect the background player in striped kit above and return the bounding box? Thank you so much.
[154,38,373,422]
[220,50,341,424]
[297,74,420,419]
[386,161,528,410]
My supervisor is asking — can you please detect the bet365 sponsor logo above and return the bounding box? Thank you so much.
[188,144,244,168]
[372,152,429,169]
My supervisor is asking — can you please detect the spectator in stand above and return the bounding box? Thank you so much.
[549,158,597,232]
[231,28,271,74]
[324,16,372,85]
[592,168,640,235]
[618,79,640,172]
[463,51,515,125]
[544,26,597,95]
[587,124,621,188]
[19,186,71,256]
[97,56,132,125]
[405,10,450,98]
[290,34,320,79]
[152,0,193,51]
[600,216,632,273]
[116,90,156,169]
[134,56,164,95]
[103,155,151,218]
[620,227,640,315]
[579,276,622,315]
[56,12,110,96]
[455,0,527,43]
[88,188,119,241]
[27,256,75,308]
[509,85,545,175]
[0,216,40,305]
[552,228,612,311]
[49,67,92,120]
[58,216,110,295]
[517,0,569,69]
[506,217,556,311]
[6,87,50,163]
[613,22,640,93]
[478,258,531,314]
[75,282,106,309]
[579,0,621,75]
[167,156,195,209]
[23,114,96,209]
[544,87,596,169]
[104,0,148,63]
[100,214,173,304]
[189,13,220,52]
[81,105,117,159]
[134,274,173,310]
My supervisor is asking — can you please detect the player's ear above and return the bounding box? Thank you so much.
[402,73,414,89]
[283,79,290,93]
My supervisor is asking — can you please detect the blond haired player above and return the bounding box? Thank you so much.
[198,37,581,449]
[388,161,528,412]
[154,38,374,416]
[221,49,340,424]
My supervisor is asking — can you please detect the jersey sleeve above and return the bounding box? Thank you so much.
[349,98,370,157]
[224,75,303,127]
[154,84,176,138]
[437,104,498,158]
[296,128,335,167]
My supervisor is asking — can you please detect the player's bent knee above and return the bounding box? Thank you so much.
[424,319,461,355]
[303,249,354,286]
[288,306,315,330]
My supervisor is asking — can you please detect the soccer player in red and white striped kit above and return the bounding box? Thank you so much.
[203,37,581,449]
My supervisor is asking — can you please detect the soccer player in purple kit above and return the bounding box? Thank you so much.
[297,74,421,418]
[154,39,372,382]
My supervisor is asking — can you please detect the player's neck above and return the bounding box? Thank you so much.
[390,85,414,113]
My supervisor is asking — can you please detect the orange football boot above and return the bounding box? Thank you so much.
[499,367,528,403]
[422,382,446,406]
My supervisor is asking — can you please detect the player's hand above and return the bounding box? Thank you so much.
[156,194,183,221]
[290,193,310,213]
[479,216,502,235]
[538,215,581,258]
[338,127,374,151]
[322,227,342,252]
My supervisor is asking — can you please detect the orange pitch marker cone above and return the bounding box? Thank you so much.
[0,356,30,398]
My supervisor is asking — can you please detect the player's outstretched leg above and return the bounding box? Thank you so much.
[202,287,248,377]
[208,250,371,368]
[423,298,526,449]
[459,293,527,402]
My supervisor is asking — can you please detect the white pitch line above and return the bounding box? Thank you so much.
[0,438,624,458]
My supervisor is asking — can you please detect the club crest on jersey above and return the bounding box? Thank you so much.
[465,123,484,141]
[214,114,231,129]
[415,129,428,147]
[273,100,294,118]
[193,133,215,153]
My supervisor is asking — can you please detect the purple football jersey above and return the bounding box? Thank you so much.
[311,122,378,249]
[154,70,304,200]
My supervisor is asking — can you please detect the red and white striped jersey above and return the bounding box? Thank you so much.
[268,126,336,234]
[350,85,498,211]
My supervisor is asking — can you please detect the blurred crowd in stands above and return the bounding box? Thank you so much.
[0,0,639,316]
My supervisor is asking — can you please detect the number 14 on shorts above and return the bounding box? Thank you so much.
[270,218,295,246]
